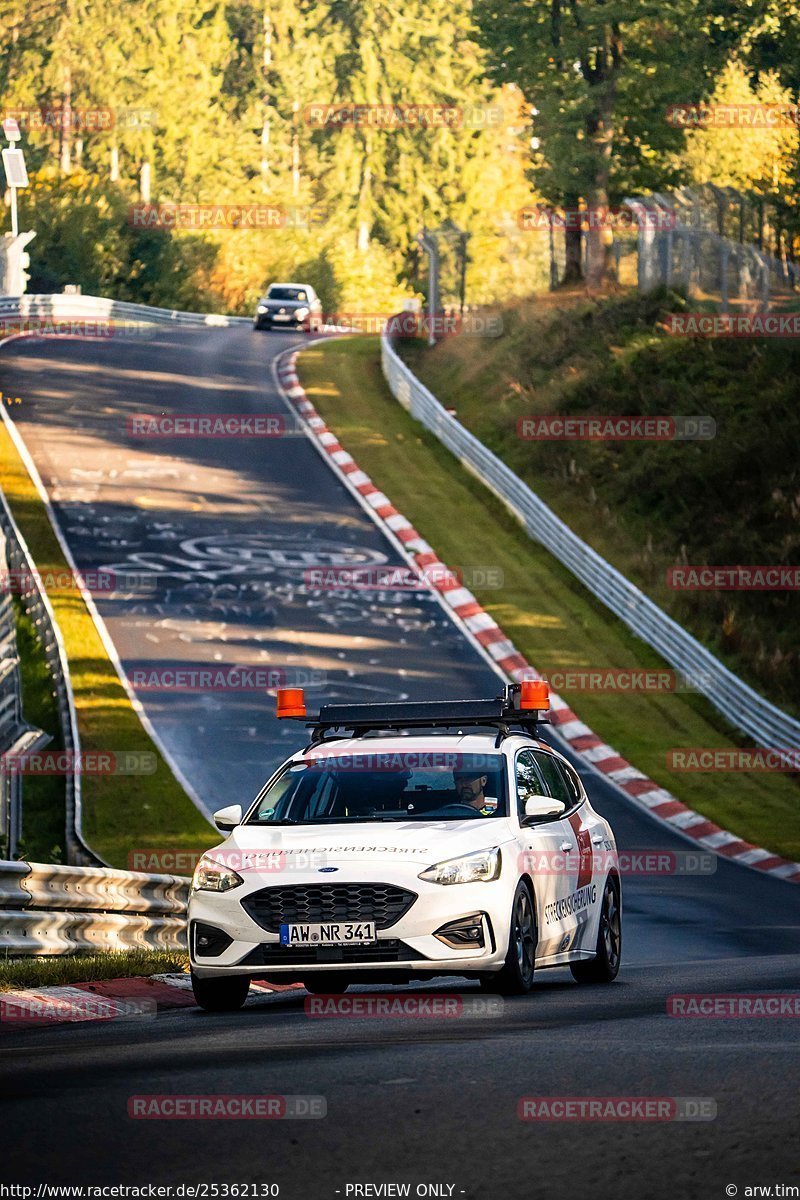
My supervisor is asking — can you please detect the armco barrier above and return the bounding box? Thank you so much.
[0,858,188,954]
[0,491,97,865]
[0,292,252,330]
[380,331,800,754]
[0,521,50,860]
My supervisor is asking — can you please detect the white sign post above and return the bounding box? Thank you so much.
[2,120,28,239]
[1,119,35,294]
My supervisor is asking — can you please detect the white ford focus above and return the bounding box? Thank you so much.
[189,682,622,1011]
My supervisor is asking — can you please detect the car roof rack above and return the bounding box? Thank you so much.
[296,683,550,748]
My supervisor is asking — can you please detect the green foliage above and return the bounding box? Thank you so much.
[399,290,800,714]
[0,0,547,310]
[680,60,799,197]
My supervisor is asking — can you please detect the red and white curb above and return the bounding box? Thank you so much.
[0,974,303,1030]
[277,349,800,885]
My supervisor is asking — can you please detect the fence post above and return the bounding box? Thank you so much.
[720,240,730,313]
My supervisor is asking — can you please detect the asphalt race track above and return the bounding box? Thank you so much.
[0,326,494,815]
[1,328,799,1199]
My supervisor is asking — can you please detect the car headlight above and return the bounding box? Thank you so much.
[418,847,501,886]
[256,305,267,313]
[294,306,310,320]
[191,853,244,893]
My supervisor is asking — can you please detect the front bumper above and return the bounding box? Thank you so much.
[189,867,514,979]
[254,311,308,329]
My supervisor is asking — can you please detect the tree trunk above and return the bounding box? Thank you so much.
[291,100,300,197]
[562,190,583,283]
[261,7,272,185]
[585,89,616,290]
[59,63,72,173]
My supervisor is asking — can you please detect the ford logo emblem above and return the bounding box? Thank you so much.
[318,867,338,873]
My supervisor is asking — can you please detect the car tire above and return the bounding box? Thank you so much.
[302,975,350,995]
[570,875,621,984]
[479,880,536,995]
[191,970,250,1012]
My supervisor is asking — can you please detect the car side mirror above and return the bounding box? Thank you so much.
[523,796,566,822]
[213,804,243,832]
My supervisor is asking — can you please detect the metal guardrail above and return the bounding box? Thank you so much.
[0,292,252,329]
[0,523,49,860]
[0,491,99,865]
[380,332,800,753]
[0,858,188,954]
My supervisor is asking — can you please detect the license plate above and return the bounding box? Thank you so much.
[279,921,376,946]
[274,313,290,321]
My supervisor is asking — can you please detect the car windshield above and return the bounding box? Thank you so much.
[267,286,308,301]
[248,752,507,823]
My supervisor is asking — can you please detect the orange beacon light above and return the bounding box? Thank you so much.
[276,687,307,719]
[518,679,550,711]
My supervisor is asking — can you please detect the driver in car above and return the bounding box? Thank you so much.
[453,769,497,815]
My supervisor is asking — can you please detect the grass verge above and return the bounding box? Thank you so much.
[0,949,188,992]
[0,418,214,868]
[400,289,800,716]
[10,599,65,862]
[297,335,800,861]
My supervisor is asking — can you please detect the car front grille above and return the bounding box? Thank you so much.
[241,883,417,933]
[240,939,424,967]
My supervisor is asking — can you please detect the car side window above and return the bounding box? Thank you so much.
[556,760,583,807]
[531,751,573,808]
[515,750,548,817]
